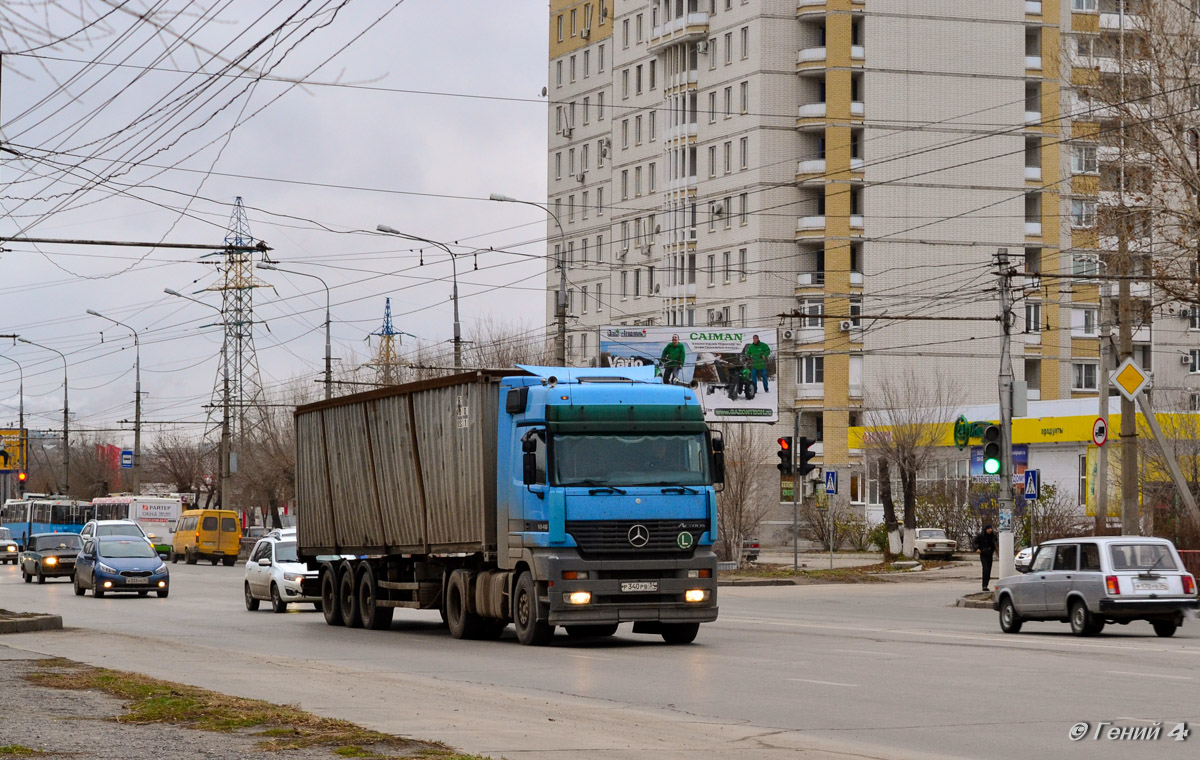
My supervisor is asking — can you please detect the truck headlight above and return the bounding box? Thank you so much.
[43,557,58,566]
[566,591,592,605]
[685,589,709,603]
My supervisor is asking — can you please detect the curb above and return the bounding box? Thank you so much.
[0,612,64,634]
[717,578,797,587]
[955,593,995,610]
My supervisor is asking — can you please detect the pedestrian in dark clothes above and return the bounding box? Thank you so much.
[974,524,997,591]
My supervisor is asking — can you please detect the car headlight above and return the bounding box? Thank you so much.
[5,545,14,552]
[43,557,58,565]
[98,562,118,574]
[283,572,305,582]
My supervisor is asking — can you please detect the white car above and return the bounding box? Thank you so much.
[912,528,957,560]
[0,527,18,564]
[243,529,319,613]
[80,519,149,542]
[1015,546,1037,571]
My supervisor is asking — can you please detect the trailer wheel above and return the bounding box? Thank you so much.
[358,565,394,631]
[446,569,484,639]
[320,566,343,626]
[513,572,554,646]
[339,563,363,628]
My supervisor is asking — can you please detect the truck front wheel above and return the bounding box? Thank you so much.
[321,566,344,626]
[660,622,700,644]
[513,572,554,646]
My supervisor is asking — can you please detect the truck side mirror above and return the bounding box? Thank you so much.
[711,450,726,485]
[523,452,538,485]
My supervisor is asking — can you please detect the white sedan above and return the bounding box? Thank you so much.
[1015,546,1037,571]
[243,532,320,613]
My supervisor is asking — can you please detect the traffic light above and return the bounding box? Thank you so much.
[981,424,1002,475]
[776,437,793,475]
[17,471,26,483]
[797,437,818,477]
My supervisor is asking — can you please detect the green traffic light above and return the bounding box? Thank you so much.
[983,458,1001,475]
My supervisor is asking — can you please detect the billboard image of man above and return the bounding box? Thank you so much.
[660,334,686,385]
[745,334,770,392]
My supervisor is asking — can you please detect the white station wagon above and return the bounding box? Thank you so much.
[994,536,1198,637]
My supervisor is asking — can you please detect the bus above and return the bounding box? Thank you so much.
[0,496,87,549]
[89,496,183,555]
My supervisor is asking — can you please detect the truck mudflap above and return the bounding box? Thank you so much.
[535,549,719,626]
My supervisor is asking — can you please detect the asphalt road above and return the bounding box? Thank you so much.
[2,562,1197,759]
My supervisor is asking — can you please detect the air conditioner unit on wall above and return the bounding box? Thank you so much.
[839,320,853,331]
[696,40,708,54]
[1181,354,1192,365]
[781,329,795,341]
[582,27,591,39]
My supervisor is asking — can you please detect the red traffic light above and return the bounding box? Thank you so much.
[17,471,26,482]
[777,437,791,450]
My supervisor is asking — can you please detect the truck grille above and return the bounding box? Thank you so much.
[566,520,708,556]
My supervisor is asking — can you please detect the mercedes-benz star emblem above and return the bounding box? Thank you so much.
[627,524,650,548]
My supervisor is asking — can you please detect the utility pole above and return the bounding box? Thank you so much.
[1115,2,1138,536]
[376,226,462,370]
[996,248,1016,580]
[87,311,142,493]
[792,411,800,572]
[1097,282,1111,534]
[256,264,333,398]
[18,339,68,495]
[0,354,24,497]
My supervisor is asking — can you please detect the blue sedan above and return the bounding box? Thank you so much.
[75,536,170,598]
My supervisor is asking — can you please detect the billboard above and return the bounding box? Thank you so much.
[598,327,778,423]
[0,429,27,472]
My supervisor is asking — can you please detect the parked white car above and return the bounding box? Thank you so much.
[912,528,957,560]
[1014,546,1036,571]
[0,527,18,564]
[243,529,319,613]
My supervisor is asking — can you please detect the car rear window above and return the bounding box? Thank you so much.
[221,518,238,533]
[202,516,218,531]
[34,535,82,551]
[98,525,142,537]
[1109,543,1178,572]
[97,539,157,559]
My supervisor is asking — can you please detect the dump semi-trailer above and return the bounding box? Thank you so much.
[295,365,723,645]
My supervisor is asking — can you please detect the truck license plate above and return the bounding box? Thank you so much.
[1133,580,1167,591]
[125,577,148,585]
[620,581,658,593]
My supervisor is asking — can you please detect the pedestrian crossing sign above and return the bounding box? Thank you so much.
[1023,469,1040,501]
[825,470,837,495]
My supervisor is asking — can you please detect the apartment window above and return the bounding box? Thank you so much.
[584,50,590,78]
[1026,301,1042,332]
[649,111,656,140]
[648,162,656,192]
[649,60,656,90]
[636,13,643,43]
[850,297,862,328]
[647,266,655,295]
[724,196,732,229]
[636,64,643,95]
[739,137,748,169]
[568,148,575,176]
[724,32,733,64]
[571,9,577,36]
[724,86,732,117]
[567,240,575,266]
[581,285,588,314]
[621,119,629,148]
[581,236,588,261]
[738,248,747,280]
[739,81,748,113]
[738,304,747,325]
[1190,306,1200,330]
[1072,362,1098,391]
[799,299,823,328]
[722,251,731,283]
[597,187,604,215]
[599,44,606,71]
[1191,350,1200,374]
[570,55,576,82]
[1081,307,1097,335]
[634,268,641,297]
[709,38,717,69]
[635,165,642,196]
[707,254,716,285]
[1078,455,1087,507]
[557,15,564,42]
[708,92,717,123]
[1072,0,1097,10]
[622,69,630,99]
[596,283,603,311]
[708,145,716,177]
[555,152,562,179]
[723,141,731,173]
[598,91,605,119]
[621,169,629,199]
[1072,144,1098,174]
[621,271,628,299]
[596,234,604,261]
[740,26,749,58]
[687,254,697,284]
[582,191,589,219]
[798,356,825,384]
[556,60,563,87]
[738,193,748,225]
[581,143,589,170]
[622,18,629,48]
[1073,254,1100,279]
[1071,199,1097,227]
[635,115,643,144]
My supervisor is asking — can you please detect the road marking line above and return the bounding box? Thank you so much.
[563,653,614,662]
[786,678,858,687]
[1106,670,1192,681]
[829,648,898,657]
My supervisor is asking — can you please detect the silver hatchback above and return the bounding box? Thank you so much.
[994,536,1198,637]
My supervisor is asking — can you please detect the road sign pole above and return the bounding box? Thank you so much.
[792,411,799,572]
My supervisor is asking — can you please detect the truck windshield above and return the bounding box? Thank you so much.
[552,433,710,487]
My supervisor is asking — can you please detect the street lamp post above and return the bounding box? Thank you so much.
[87,310,142,493]
[257,264,333,399]
[0,354,24,497]
[488,193,568,366]
[165,289,230,509]
[375,225,462,370]
[17,338,68,495]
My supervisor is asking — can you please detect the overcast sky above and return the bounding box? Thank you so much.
[0,1,550,446]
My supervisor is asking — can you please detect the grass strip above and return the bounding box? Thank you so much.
[0,747,45,757]
[25,658,491,758]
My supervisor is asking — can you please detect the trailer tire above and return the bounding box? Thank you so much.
[339,564,363,628]
[446,569,484,640]
[513,572,554,646]
[320,566,344,626]
[358,565,394,631]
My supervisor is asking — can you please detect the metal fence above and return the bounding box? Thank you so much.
[1179,550,1199,577]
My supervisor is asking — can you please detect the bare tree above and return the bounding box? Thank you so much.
[145,431,211,507]
[714,424,772,564]
[863,370,964,556]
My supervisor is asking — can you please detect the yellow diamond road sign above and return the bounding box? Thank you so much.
[1112,357,1150,401]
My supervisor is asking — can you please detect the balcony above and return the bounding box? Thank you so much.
[850,157,864,171]
[1026,0,1042,14]
[1099,12,1143,30]
[1025,166,1042,181]
[797,47,826,67]
[1025,221,1042,236]
[797,272,825,287]
[797,159,826,177]
[798,103,827,119]
[851,45,865,61]
[648,12,710,52]
[1024,332,1042,346]
[797,0,825,11]
[850,271,863,286]
[1025,56,1042,70]
[1025,110,1042,125]
[797,383,824,400]
[797,216,826,232]
[850,101,864,117]
[666,122,698,142]
[849,382,863,399]
[849,214,865,228]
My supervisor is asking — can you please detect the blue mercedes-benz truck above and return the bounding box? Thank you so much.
[295,365,723,645]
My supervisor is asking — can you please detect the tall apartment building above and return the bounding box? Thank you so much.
[545,0,1197,494]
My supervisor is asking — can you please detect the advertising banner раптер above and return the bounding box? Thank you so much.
[598,326,778,423]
